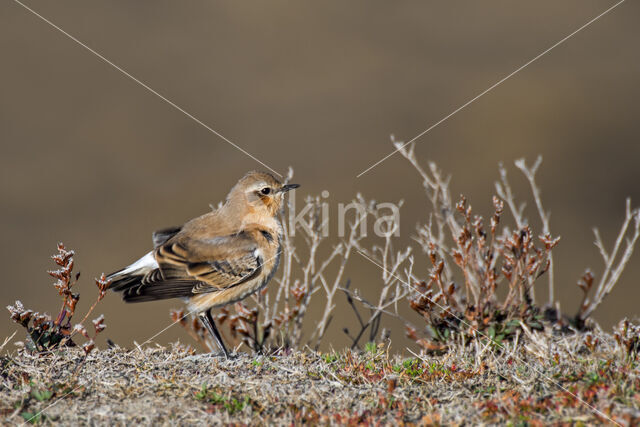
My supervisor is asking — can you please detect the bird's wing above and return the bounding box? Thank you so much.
[155,232,262,293]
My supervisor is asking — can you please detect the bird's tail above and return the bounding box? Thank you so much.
[107,251,157,292]
[107,272,142,292]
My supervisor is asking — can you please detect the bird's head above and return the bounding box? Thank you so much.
[227,171,299,217]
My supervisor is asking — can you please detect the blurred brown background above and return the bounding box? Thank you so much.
[1,0,639,352]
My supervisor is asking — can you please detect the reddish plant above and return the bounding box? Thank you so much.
[7,243,109,354]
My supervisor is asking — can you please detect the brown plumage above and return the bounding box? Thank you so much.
[107,171,299,357]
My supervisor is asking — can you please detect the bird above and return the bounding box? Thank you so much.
[106,171,299,358]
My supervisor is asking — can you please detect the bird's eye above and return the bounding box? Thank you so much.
[260,187,271,195]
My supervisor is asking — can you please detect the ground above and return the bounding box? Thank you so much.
[1,330,639,426]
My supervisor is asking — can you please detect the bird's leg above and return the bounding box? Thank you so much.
[198,309,230,359]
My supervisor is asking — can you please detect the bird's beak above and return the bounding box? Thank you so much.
[280,184,300,193]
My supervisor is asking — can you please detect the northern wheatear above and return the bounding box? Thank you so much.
[107,171,299,357]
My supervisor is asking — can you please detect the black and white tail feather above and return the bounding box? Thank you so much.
[107,226,184,302]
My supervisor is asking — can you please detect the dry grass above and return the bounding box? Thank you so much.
[1,327,639,425]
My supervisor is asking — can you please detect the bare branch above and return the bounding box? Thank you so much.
[580,199,640,320]
[514,156,555,304]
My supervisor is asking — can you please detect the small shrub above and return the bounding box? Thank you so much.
[393,138,639,350]
[6,243,109,354]
[613,318,640,361]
